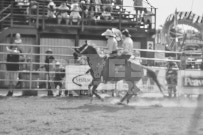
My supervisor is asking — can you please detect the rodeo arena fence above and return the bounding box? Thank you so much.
[0,43,202,97]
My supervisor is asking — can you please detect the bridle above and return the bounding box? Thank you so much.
[80,45,89,54]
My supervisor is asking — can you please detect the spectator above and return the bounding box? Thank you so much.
[57,1,70,24]
[6,45,23,95]
[14,33,22,44]
[53,61,65,96]
[143,9,153,29]
[47,0,56,18]
[44,49,55,89]
[102,0,112,12]
[166,61,178,98]
[27,0,38,23]
[100,8,111,20]
[80,0,88,19]
[44,49,55,72]
[12,33,26,70]
[95,0,101,13]
[70,3,81,25]
[134,0,144,15]
[86,6,97,24]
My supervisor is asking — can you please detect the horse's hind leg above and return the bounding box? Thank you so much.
[126,84,140,103]
[119,93,129,103]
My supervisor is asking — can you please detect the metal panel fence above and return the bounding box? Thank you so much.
[0,43,187,94]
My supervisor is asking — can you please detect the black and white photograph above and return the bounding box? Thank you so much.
[0,0,203,135]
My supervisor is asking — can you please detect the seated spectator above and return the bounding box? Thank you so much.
[70,3,81,25]
[95,0,101,13]
[100,8,111,20]
[101,0,112,12]
[134,0,144,15]
[86,6,97,24]
[47,0,56,18]
[15,0,30,8]
[57,1,70,24]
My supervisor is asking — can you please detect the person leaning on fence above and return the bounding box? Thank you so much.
[101,29,118,57]
[165,61,178,98]
[44,49,56,89]
[53,61,65,96]
[57,1,70,24]
[6,45,23,95]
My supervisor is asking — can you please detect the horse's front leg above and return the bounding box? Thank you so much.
[118,81,134,104]
[90,80,103,103]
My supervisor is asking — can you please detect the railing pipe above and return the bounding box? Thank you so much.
[10,2,13,28]
[36,3,39,28]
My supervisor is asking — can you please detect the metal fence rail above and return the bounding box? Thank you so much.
[0,43,183,92]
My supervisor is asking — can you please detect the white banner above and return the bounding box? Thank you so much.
[65,65,168,93]
[177,70,203,95]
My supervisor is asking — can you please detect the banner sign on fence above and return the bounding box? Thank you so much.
[65,65,168,93]
[178,70,203,95]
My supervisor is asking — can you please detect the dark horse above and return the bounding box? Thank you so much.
[74,44,164,104]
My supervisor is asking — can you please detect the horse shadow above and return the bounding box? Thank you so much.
[57,103,135,113]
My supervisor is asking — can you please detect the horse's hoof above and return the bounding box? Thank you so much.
[101,98,104,102]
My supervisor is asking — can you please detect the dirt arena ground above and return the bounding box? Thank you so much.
[0,96,203,135]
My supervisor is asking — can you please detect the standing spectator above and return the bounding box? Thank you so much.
[180,53,187,70]
[13,33,26,69]
[44,49,55,89]
[47,0,56,18]
[53,61,65,96]
[69,3,81,25]
[45,49,55,72]
[27,0,38,23]
[6,45,23,95]
[166,61,178,98]
[57,1,70,24]
[101,29,118,56]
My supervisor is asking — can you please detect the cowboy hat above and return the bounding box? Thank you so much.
[71,3,81,12]
[45,48,53,53]
[55,61,61,65]
[101,29,115,37]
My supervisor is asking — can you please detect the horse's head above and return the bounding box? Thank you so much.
[74,44,98,58]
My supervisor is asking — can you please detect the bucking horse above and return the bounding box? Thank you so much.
[74,43,164,104]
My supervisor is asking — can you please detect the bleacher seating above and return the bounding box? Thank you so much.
[0,0,156,32]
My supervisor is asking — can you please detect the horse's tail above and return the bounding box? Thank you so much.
[146,68,164,95]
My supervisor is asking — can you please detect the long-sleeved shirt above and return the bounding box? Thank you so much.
[105,37,118,54]
[122,37,134,55]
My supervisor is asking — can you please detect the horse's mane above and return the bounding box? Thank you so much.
[86,45,98,55]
